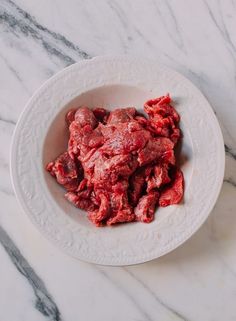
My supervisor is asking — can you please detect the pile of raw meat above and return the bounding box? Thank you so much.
[46,95,184,226]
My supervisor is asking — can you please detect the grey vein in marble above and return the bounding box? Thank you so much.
[108,0,153,49]
[97,267,154,321]
[224,177,236,188]
[151,0,185,51]
[0,116,16,126]
[0,113,16,126]
[0,186,14,196]
[0,225,62,321]
[124,268,189,321]
[0,0,90,66]
[225,144,236,160]
[107,1,132,50]
[0,52,31,96]
[203,0,236,63]
[0,98,18,125]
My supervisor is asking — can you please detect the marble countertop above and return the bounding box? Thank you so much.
[0,1,236,320]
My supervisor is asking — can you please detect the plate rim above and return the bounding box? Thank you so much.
[10,55,225,266]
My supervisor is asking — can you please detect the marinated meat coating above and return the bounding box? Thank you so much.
[135,191,159,223]
[46,151,81,191]
[107,107,136,124]
[46,95,184,226]
[159,169,184,207]
[144,95,181,144]
[74,106,97,128]
[146,164,170,193]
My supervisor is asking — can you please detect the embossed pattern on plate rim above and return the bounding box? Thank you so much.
[10,56,225,265]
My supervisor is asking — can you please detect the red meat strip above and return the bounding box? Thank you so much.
[93,107,109,123]
[46,95,184,227]
[135,191,159,223]
[65,190,97,212]
[88,193,110,226]
[74,106,97,128]
[137,137,174,166]
[101,121,151,156]
[107,107,136,124]
[144,95,180,123]
[66,109,76,125]
[159,169,184,207]
[161,150,176,165]
[129,166,152,205]
[144,95,180,145]
[46,151,81,191]
[107,209,135,225]
[107,185,135,225]
[146,164,170,192]
[68,122,104,160]
[92,154,138,186]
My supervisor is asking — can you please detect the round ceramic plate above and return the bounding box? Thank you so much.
[10,56,225,266]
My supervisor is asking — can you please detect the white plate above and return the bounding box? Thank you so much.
[10,56,225,266]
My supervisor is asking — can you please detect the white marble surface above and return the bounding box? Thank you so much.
[0,0,236,320]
